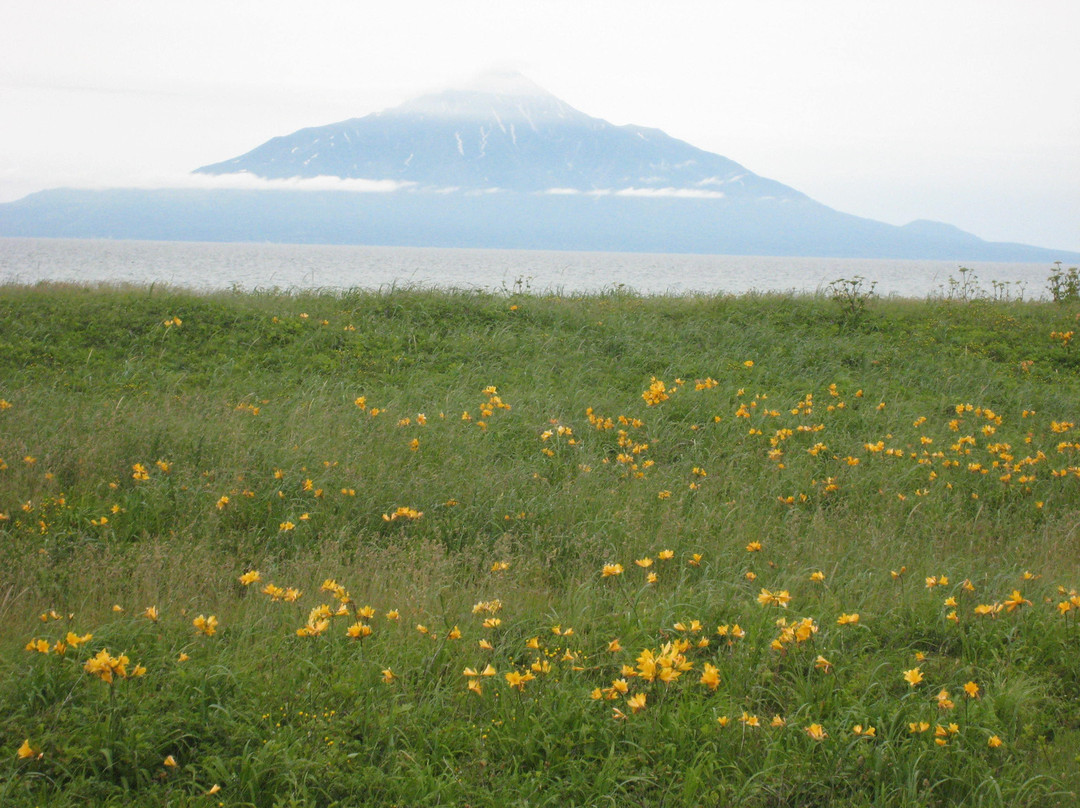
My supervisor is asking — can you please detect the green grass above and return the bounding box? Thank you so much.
[2,280,1080,806]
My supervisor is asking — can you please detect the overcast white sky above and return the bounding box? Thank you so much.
[1,0,1077,251]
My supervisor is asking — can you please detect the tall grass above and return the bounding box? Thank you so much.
[1,281,1079,806]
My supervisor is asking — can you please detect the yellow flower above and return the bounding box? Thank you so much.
[385,610,399,620]
[700,663,721,691]
[757,589,791,608]
[142,606,159,623]
[657,549,674,560]
[739,712,760,727]
[988,735,1003,748]
[770,715,786,728]
[262,584,284,601]
[608,638,623,653]
[383,505,423,521]
[602,563,624,577]
[381,669,395,683]
[963,681,981,699]
[238,570,261,586]
[17,739,38,759]
[852,724,876,737]
[1004,590,1032,612]
[601,678,626,695]
[346,623,373,639]
[84,648,132,683]
[215,495,229,510]
[478,638,494,650]
[178,653,189,662]
[163,754,177,768]
[805,723,827,741]
[627,693,647,713]
[903,667,924,687]
[688,553,703,566]
[447,626,462,640]
[809,571,825,583]
[505,670,535,691]
[814,655,832,673]
[296,619,329,637]
[717,716,730,727]
[646,572,658,584]
[746,541,762,552]
[192,615,218,636]
[60,630,89,648]
[837,613,859,625]
[635,557,653,568]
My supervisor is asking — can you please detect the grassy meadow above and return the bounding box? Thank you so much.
[2,275,1080,806]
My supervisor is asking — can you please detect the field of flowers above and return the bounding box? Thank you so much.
[1,280,1079,806]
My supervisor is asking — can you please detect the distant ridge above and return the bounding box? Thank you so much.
[3,187,1077,263]
[2,71,1078,262]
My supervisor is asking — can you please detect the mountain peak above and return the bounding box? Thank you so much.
[454,69,553,98]
[391,71,575,122]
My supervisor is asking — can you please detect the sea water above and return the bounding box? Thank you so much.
[0,237,1063,299]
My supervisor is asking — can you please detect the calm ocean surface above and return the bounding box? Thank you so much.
[0,237,1060,299]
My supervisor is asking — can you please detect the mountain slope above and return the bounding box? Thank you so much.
[196,71,802,200]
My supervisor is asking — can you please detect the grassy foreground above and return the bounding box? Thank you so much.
[2,280,1080,807]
